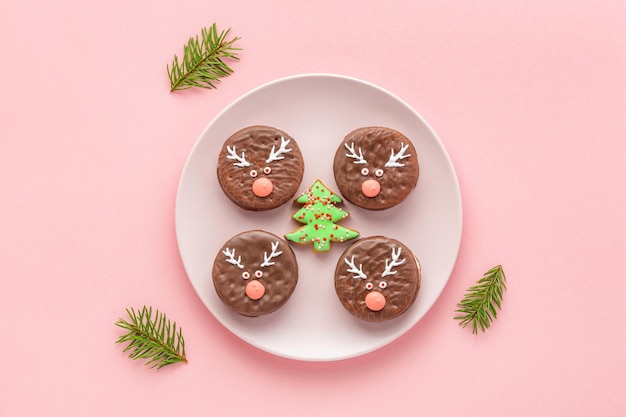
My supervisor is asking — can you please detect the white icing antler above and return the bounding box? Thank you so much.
[382,247,406,277]
[260,241,283,267]
[222,247,244,269]
[266,136,292,163]
[344,255,367,279]
[226,145,251,168]
[385,143,411,168]
[344,142,367,164]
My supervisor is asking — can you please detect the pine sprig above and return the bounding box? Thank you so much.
[454,265,507,334]
[115,306,187,369]
[167,23,241,91]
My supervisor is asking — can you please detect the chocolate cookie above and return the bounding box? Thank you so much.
[333,127,419,210]
[334,236,421,322]
[212,230,298,317]
[217,126,305,211]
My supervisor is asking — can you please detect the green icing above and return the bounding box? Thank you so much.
[285,179,359,252]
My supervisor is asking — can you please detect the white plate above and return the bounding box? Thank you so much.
[175,74,462,361]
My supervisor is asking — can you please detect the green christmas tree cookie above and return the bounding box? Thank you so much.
[285,179,359,252]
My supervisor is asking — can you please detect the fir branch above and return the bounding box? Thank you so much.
[115,306,188,369]
[167,23,241,91]
[454,265,507,334]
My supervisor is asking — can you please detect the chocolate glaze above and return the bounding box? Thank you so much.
[334,236,421,322]
[333,127,419,210]
[217,125,304,211]
[213,230,298,317]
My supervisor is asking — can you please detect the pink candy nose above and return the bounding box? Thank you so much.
[252,177,273,197]
[361,179,381,197]
[245,280,265,300]
[365,291,386,311]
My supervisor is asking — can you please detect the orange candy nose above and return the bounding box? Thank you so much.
[252,177,273,197]
[365,291,386,311]
[245,280,265,300]
[361,179,381,197]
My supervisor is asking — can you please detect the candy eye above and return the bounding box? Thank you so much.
[254,270,263,279]
[374,168,384,178]
[365,282,374,290]
[242,271,250,280]
[361,167,369,176]
[378,281,387,289]
[249,169,258,178]
[263,166,271,175]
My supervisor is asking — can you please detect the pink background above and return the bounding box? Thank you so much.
[1,0,625,415]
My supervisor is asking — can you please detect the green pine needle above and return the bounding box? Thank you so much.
[167,23,241,91]
[115,306,188,369]
[454,265,507,334]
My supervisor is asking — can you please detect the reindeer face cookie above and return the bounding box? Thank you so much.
[335,236,421,322]
[333,127,419,210]
[213,230,298,317]
[217,126,305,211]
